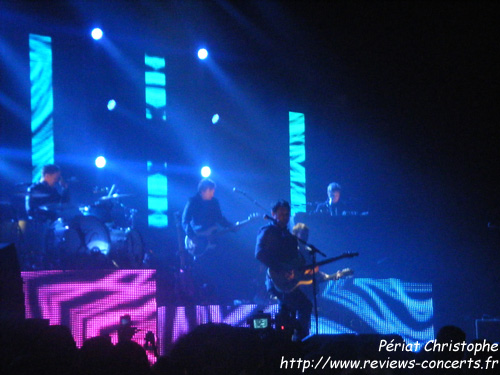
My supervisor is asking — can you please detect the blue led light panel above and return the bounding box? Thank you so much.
[29,34,54,181]
[145,54,166,121]
[289,112,306,216]
[147,161,168,227]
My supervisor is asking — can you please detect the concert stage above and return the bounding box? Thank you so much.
[21,269,435,357]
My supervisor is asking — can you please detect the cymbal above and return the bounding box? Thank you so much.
[38,203,80,211]
[15,192,51,198]
[99,193,133,201]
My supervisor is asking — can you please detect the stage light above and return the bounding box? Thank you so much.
[201,166,211,177]
[91,28,103,40]
[107,99,116,111]
[95,156,107,168]
[197,48,208,60]
[212,114,220,124]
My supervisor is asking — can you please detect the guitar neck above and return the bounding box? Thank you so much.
[300,252,359,270]
[196,217,254,237]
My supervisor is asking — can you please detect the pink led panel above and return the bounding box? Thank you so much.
[158,304,280,355]
[21,269,157,362]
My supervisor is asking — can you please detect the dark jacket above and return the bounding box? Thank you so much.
[182,194,231,239]
[255,223,302,271]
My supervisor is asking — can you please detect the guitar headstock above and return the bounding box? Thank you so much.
[342,252,359,258]
[247,212,260,221]
[233,213,261,227]
[338,268,354,277]
[330,268,354,281]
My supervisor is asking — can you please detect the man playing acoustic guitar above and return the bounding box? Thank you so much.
[255,200,312,340]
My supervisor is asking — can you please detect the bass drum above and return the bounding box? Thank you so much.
[72,215,111,256]
[108,227,144,269]
[50,215,144,269]
[47,216,111,269]
[49,217,82,255]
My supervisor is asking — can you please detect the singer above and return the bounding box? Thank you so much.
[255,199,312,340]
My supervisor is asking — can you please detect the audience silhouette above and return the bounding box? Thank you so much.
[1,319,499,375]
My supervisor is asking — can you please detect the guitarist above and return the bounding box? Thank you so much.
[255,200,312,340]
[182,178,233,254]
[292,222,331,286]
[182,178,233,301]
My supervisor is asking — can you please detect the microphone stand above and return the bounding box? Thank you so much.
[295,236,326,336]
[232,188,269,212]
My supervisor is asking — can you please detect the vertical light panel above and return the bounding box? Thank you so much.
[29,34,54,181]
[289,111,306,216]
[145,55,168,227]
[145,54,166,121]
[147,161,168,227]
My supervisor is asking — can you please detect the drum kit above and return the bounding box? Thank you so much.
[0,185,144,270]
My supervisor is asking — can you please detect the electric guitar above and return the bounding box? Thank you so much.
[268,252,358,293]
[185,213,260,257]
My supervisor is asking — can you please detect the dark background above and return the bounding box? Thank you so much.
[1,1,499,340]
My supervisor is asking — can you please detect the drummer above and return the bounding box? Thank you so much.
[26,164,70,222]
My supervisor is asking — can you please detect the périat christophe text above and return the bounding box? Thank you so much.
[280,339,499,372]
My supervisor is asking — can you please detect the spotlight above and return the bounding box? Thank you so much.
[107,99,116,111]
[197,48,208,60]
[211,114,220,125]
[201,166,211,177]
[91,28,103,40]
[95,156,107,168]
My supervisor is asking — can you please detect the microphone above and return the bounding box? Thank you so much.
[263,214,277,224]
